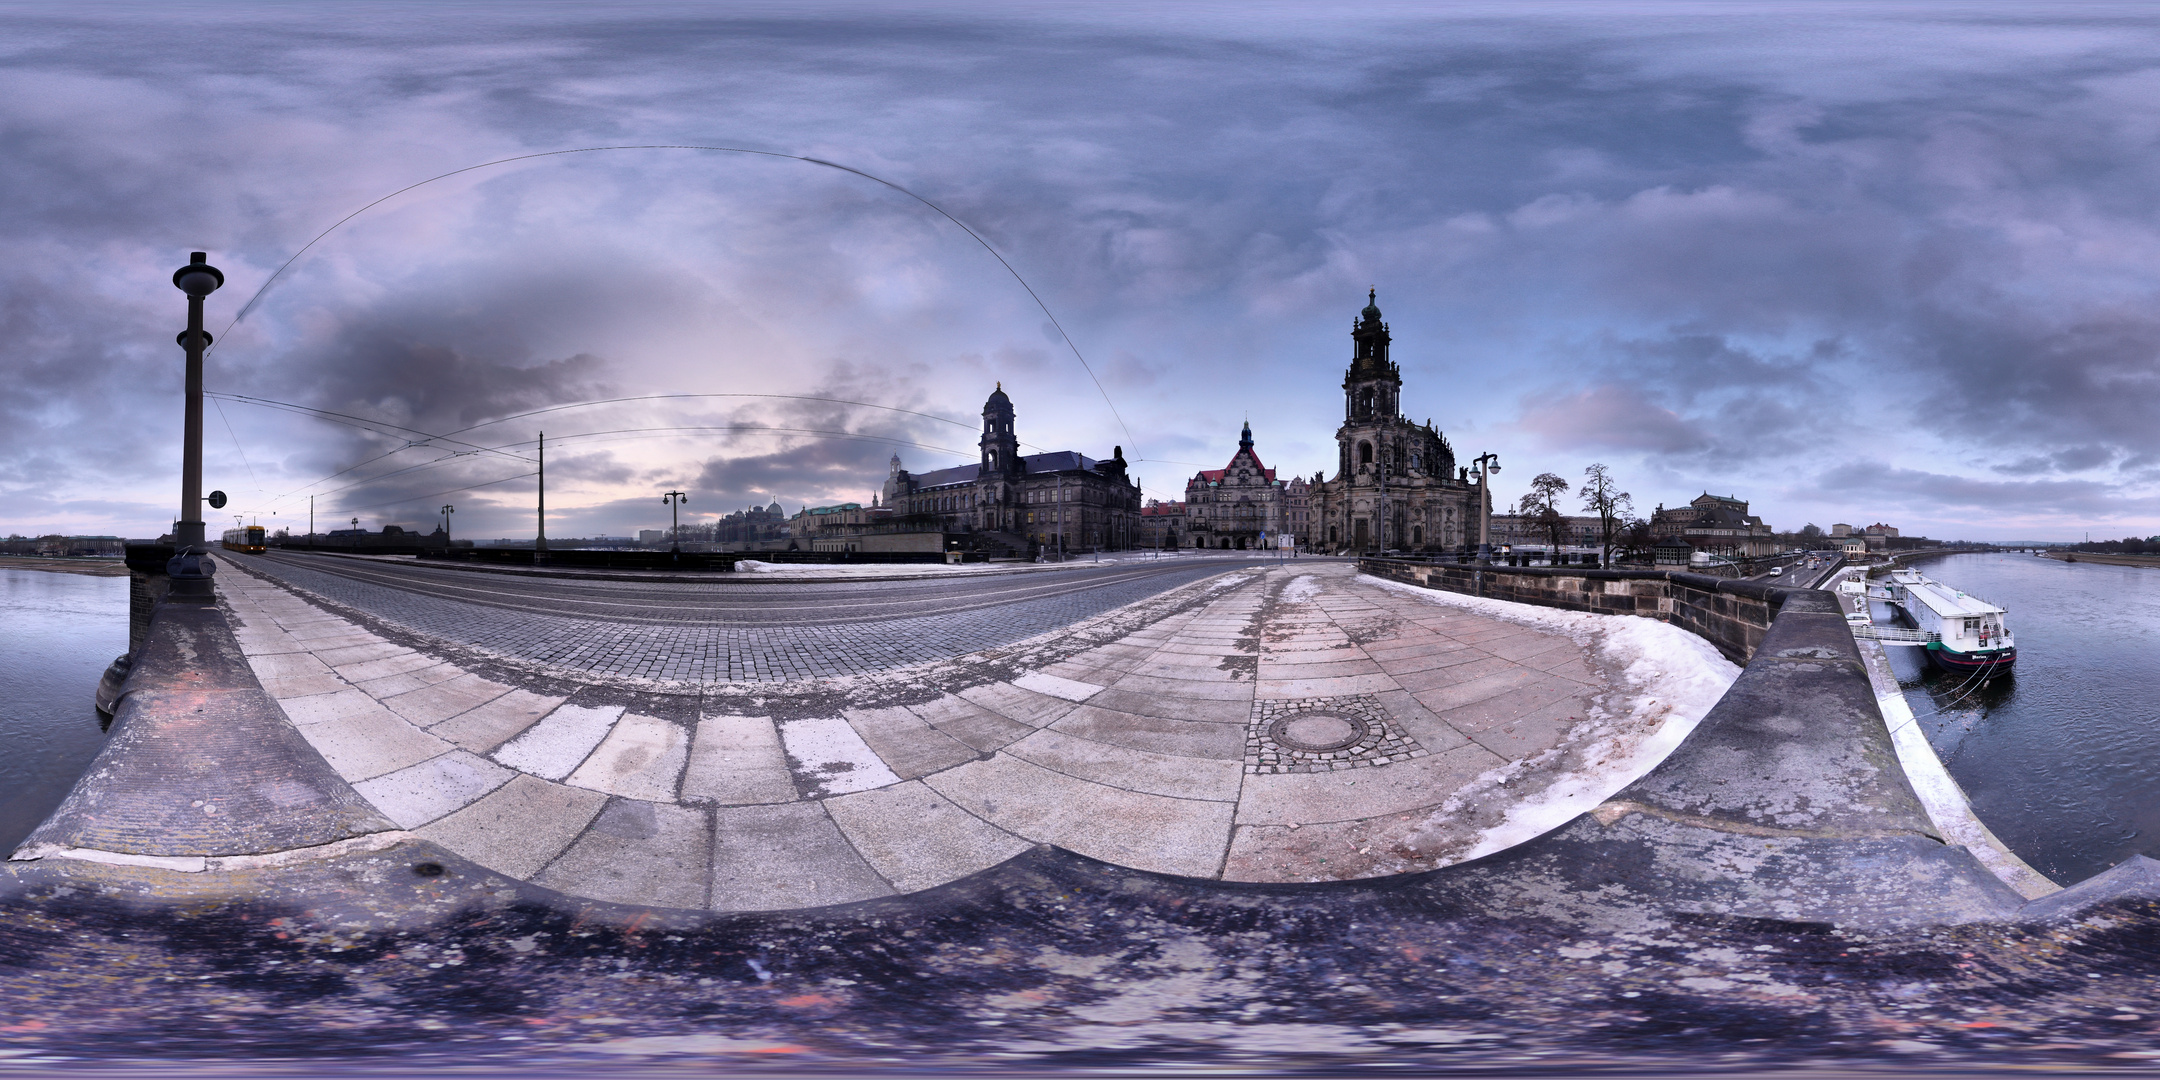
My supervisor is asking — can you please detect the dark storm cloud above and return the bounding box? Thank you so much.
[7,4,2160,538]
[685,361,978,513]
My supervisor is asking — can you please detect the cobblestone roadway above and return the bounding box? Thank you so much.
[231,552,1265,683]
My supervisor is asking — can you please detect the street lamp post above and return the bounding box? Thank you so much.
[1470,452,1502,563]
[534,432,548,562]
[661,490,687,554]
[441,504,454,547]
[168,252,224,598]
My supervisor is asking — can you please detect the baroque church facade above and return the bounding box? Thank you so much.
[882,384,1143,552]
[1312,291,1480,554]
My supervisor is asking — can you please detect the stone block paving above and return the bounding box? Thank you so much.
[214,556,1692,914]
[226,552,1243,685]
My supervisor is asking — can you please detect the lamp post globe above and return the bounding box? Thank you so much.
[167,251,225,599]
[661,490,688,553]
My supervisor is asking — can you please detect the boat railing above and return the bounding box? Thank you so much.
[1851,624,1938,644]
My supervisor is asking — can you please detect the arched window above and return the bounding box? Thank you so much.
[1359,441,1373,465]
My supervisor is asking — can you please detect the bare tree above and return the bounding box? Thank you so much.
[1619,516,1654,564]
[1579,463,1633,568]
[1518,472,1571,562]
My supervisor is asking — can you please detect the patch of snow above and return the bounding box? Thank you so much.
[1281,575,1322,604]
[1361,574,1740,860]
[777,715,899,796]
[1013,671,1106,703]
[492,704,625,780]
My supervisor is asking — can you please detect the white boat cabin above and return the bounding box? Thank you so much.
[1887,569,2012,652]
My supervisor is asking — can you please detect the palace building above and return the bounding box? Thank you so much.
[882,384,1143,553]
[1311,291,1480,554]
[1181,422,1289,549]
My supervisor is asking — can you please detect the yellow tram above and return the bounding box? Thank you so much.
[220,525,267,553]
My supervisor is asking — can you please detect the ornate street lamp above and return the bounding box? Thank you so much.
[1471,452,1503,563]
[167,252,224,598]
[662,490,688,553]
[441,504,455,546]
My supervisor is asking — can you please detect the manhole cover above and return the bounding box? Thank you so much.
[1268,713,1369,752]
[1246,694,1429,774]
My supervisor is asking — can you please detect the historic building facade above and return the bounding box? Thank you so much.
[882,384,1143,552]
[1312,292,1479,553]
[1138,500,1186,549]
[1649,493,1777,559]
[1182,422,1288,549]
[1284,476,1316,550]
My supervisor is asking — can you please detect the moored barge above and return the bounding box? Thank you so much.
[1885,567,2016,677]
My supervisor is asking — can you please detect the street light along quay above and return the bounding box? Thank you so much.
[169,252,225,599]
[441,504,454,546]
[662,490,688,555]
[1471,451,1502,563]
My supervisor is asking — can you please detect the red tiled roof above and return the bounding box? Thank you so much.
[1192,450,1276,485]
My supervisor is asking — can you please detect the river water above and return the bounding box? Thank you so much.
[0,568,125,854]
[1880,553,2160,886]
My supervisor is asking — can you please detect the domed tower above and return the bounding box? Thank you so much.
[1319,288,1471,555]
[980,383,1020,480]
[1344,289,1400,424]
[975,383,1023,533]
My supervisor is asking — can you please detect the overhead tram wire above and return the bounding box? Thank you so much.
[203,144,1137,454]
[329,471,541,516]
[284,425,980,518]
[426,392,1053,455]
[207,392,538,463]
[211,392,1008,516]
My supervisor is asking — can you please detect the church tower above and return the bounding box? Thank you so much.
[1343,289,1400,425]
[980,383,1020,479]
[1319,288,1469,554]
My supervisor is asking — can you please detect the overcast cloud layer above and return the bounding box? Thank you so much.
[5,1,2160,541]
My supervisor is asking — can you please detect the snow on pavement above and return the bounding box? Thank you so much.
[1361,574,1741,863]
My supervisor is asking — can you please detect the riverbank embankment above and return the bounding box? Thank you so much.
[2042,550,2160,569]
[0,555,127,576]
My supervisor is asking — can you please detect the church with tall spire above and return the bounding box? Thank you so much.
[1311,290,1476,553]
[882,383,1141,553]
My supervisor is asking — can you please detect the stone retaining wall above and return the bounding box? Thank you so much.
[1358,559,1794,663]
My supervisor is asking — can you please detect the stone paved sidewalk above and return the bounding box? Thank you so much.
[215,559,1720,912]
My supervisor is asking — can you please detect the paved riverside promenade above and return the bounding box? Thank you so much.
[207,555,1720,910]
[14,553,2160,1071]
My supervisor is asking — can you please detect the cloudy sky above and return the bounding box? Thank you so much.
[6,1,2160,542]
